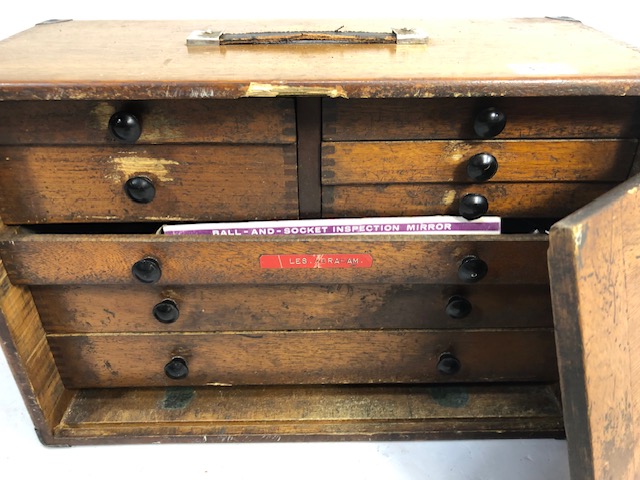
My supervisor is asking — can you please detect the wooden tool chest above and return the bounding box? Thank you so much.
[0,18,639,479]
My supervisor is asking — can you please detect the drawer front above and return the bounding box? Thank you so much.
[0,145,298,223]
[322,140,637,184]
[323,97,640,140]
[33,284,553,333]
[0,99,296,144]
[323,183,613,219]
[48,330,559,388]
[0,234,550,285]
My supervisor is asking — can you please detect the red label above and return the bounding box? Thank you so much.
[260,254,373,269]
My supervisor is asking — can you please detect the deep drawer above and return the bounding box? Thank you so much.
[0,145,298,224]
[322,140,637,184]
[0,99,296,144]
[323,97,640,141]
[0,233,550,285]
[32,283,553,333]
[48,329,559,388]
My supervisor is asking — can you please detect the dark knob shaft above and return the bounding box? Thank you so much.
[467,153,498,182]
[437,352,461,375]
[125,176,155,204]
[459,193,489,220]
[108,111,142,143]
[153,299,180,324]
[458,256,488,283]
[474,107,506,138]
[445,295,472,319]
[132,257,162,284]
[164,357,189,380]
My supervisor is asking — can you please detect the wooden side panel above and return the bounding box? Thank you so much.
[0,145,298,224]
[0,225,72,443]
[549,175,640,479]
[32,284,553,333]
[322,140,638,184]
[0,234,550,285]
[323,183,614,218]
[323,97,640,140]
[0,99,296,144]
[47,330,558,388]
[55,384,565,442]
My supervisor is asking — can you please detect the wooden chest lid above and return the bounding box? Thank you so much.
[0,18,639,100]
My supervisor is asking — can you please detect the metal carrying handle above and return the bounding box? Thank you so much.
[186,27,428,46]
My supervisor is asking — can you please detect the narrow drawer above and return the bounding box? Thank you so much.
[0,99,296,144]
[0,145,298,224]
[32,284,553,333]
[0,233,550,285]
[323,183,614,218]
[323,97,640,140]
[48,329,559,388]
[322,140,637,184]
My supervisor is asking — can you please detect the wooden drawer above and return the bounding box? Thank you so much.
[0,145,298,224]
[323,183,613,218]
[32,284,553,333]
[322,140,637,184]
[323,97,640,141]
[48,329,559,388]
[0,233,550,285]
[0,99,296,144]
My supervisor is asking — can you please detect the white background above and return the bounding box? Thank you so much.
[1,2,638,479]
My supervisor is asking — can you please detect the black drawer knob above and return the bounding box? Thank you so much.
[445,296,472,319]
[473,107,506,138]
[153,299,180,324]
[164,357,189,380]
[132,257,162,283]
[459,193,489,220]
[125,176,155,204]
[458,256,488,283]
[437,352,461,375]
[467,153,498,182]
[108,111,142,143]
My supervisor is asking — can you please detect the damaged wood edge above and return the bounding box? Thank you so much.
[243,83,349,98]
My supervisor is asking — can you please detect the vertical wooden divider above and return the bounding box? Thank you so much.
[296,97,322,218]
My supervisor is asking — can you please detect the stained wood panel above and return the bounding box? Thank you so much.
[0,99,296,144]
[0,234,550,285]
[322,140,637,184]
[323,97,640,140]
[323,183,614,218]
[549,174,640,479]
[48,330,558,388]
[32,284,553,333]
[0,145,298,224]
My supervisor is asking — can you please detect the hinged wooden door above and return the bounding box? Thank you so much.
[549,174,640,480]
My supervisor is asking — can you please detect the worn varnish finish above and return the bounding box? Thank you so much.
[0,234,550,285]
[323,97,640,140]
[322,140,637,184]
[48,329,558,388]
[549,175,640,480]
[32,284,553,333]
[0,99,296,144]
[323,183,614,218]
[0,145,299,224]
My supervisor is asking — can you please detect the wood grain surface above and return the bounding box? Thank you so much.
[0,145,298,224]
[1,19,640,99]
[323,97,640,140]
[549,174,640,479]
[54,384,564,443]
[47,329,558,388]
[322,140,637,184]
[0,98,295,144]
[32,283,553,333]
[323,183,614,218]
[0,234,550,285]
